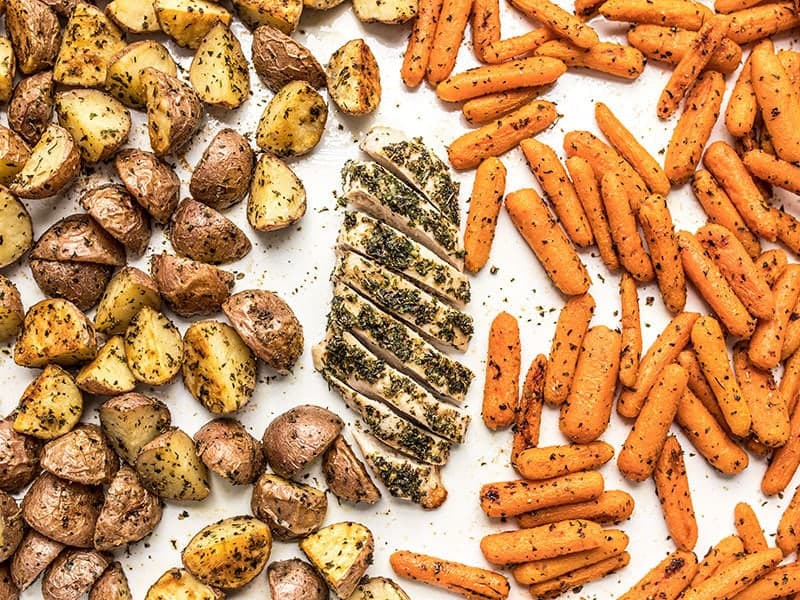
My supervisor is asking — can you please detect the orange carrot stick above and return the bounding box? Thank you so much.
[483,28,556,64]
[781,348,800,415]
[733,502,768,553]
[471,0,501,62]
[527,552,631,598]
[535,40,645,79]
[619,272,642,387]
[762,397,800,496]
[426,0,473,84]
[516,490,635,528]
[509,0,599,48]
[690,536,745,588]
[756,249,788,288]
[390,551,510,600]
[638,193,686,314]
[727,2,800,44]
[627,24,742,74]
[515,441,614,481]
[734,562,800,599]
[480,472,605,518]
[436,57,566,102]
[402,0,445,87]
[681,548,783,599]
[482,311,521,430]
[481,519,604,565]
[619,549,698,600]
[677,349,731,432]
[733,342,789,447]
[544,293,596,406]
[462,88,542,124]
[512,354,546,465]
[748,264,800,370]
[599,0,712,30]
[464,157,506,272]
[725,53,757,138]
[778,486,800,555]
[654,435,698,551]
[743,149,800,196]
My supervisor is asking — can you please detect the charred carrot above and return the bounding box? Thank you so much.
[599,0,713,30]
[401,0,445,87]
[638,193,686,314]
[748,264,800,369]
[480,472,605,518]
[690,536,745,588]
[517,490,635,528]
[527,552,631,598]
[619,273,642,387]
[654,435,698,551]
[733,502,768,553]
[619,549,699,600]
[544,293,596,406]
[515,441,614,481]
[390,551,510,600]
[481,519,604,565]
[462,88,542,124]
[681,548,783,599]
[535,40,645,79]
[627,24,742,74]
[483,28,556,64]
[436,57,566,102]
[743,149,800,195]
[483,311,521,430]
[464,157,507,272]
[512,354,546,465]
[426,0,473,84]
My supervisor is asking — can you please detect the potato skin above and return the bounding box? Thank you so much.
[251,473,328,541]
[10,123,81,200]
[40,424,119,486]
[190,128,254,210]
[80,184,151,256]
[142,66,203,156]
[0,416,41,493]
[31,214,126,267]
[323,435,381,504]
[0,127,31,186]
[21,472,103,547]
[0,563,19,600]
[151,253,234,317]
[267,559,327,600]
[42,549,109,600]
[8,71,53,145]
[6,0,61,75]
[171,199,251,264]
[222,290,304,374]
[115,149,180,224]
[98,393,171,465]
[0,491,24,562]
[10,530,64,591]
[251,26,326,92]
[30,259,113,312]
[261,405,343,478]
[0,189,33,269]
[89,562,131,600]
[194,418,264,485]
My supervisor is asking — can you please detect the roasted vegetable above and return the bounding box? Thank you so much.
[251,26,326,92]
[75,336,137,395]
[80,185,151,256]
[99,393,171,465]
[194,418,264,485]
[348,577,411,600]
[189,23,250,109]
[251,473,328,541]
[13,298,97,367]
[41,549,109,600]
[10,123,80,199]
[124,305,184,385]
[155,0,232,49]
[189,128,254,210]
[300,521,374,598]
[151,253,234,317]
[13,365,83,440]
[145,568,224,600]
[326,39,381,116]
[10,530,64,591]
[256,80,327,157]
[142,67,203,156]
[40,424,118,485]
[267,559,328,600]
[136,428,210,501]
[0,491,24,562]
[247,152,307,231]
[0,189,32,268]
[55,89,131,163]
[6,0,60,75]
[232,0,302,32]
[323,435,381,504]
[0,415,42,493]
[0,275,24,342]
[94,267,161,335]
[115,149,180,223]
[89,562,132,600]
[170,199,251,264]
[105,0,161,33]
[106,41,178,108]
[8,71,54,145]
[0,126,31,185]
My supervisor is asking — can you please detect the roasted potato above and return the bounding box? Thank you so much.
[116,149,180,224]
[0,563,19,600]
[75,336,136,395]
[136,428,210,501]
[54,3,126,87]
[142,68,204,156]
[106,42,178,108]
[106,0,161,33]
[183,321,256,414]
[326,40,381,116]
[300,522,374,599]
[94,267,161,335]
[14,365,83,440]
[55,90,131,163]
[194,419,264,485]
[151,253,234,317]
[80,185,151,255]
[155,0,232,49]
[99,393,171,465]
[14,298,97,367]
[267,559,328,600]
[94,465,163,551]
[0,491,24,562]
[256,80,327,157]
[10,530,64,591]
[323,435,381,504]
[0,188,32,268]
[21,472,103,547]
[6,0,60,75]
[124,305,184,385]
[223,290,304,374]
[32,214,126,267]
[250,473,327,541]
[247,153,307,231]
[0,126,31,185]
[262,405,342,478]
[89,562,131,600]
[42,549,109,600]
[0,275,24,342]
[232,0,302,33]
[8,71,54,145]
[10,124,80,199]
[304,0,345,8]
[0,416,42,492]
[182,516,272,589]
[348,577,410,600]
[29,259,112,311]
[146,568,224,600]
[251,26,326,92]
[189,23,250,109]
[171,199,251,264]
[0,38,16,103]
[353,0,416,23]
[40,424,118,485]
[190,129,254,210]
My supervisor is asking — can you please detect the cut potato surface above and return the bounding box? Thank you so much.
[6,0,61,75]
[189,23,250,109]
[10,123,80,199]
[55,89,131,163]
[0,187,32,268]
[76,335,137,395]
[327,39,381,116]
[106,41,178,108]
[248,153,307,231]
[0,37,15,103]
[14,364,83,439]
[95,266,161,335]
[14,298,97,367]
[256,80,327,157]
[0,275,23,342]
[124,306,184,385]
[105,0,161,33]
[233,0,302,33]
[136,428,210,501]
[146,568,223,600]
[0,126,31,186]
[348,577,411,600]
[142,67,203,156]
[301,521,374,598]
[99,393,171,465]
[353,0,417,23]
[155,0,232,49]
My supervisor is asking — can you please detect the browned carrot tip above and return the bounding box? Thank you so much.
[618,549,699,600]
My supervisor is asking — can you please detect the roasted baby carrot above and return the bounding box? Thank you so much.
[681,548,783,599]
[426,0,472,84]
[483,311,521,430]
[756,249,788,288]
[527,552,631,598]
[512,354,546,465]
[559,326,622,443]
[510,0,599,48]
[727,2,800,44]
[481,519,604,565]
[599,0,712,30]
[544,293,596,406]
[627,24,742,74]
[778,485,800,555]
[638,193,686,314]
[390,551,510,600]
[448,99,558,169]
[462,88,542,124]
[619,273,642,387]
[464,157,507,272]
[715,0,764,13]
[520,138,593,247]
[734,562,800,599]
[617,311,698,418]
[515,441,614,481]
[749,264,800,369]
[782,303,800,360]
[480,472,605,518]
[743,149,800,195]
[471,0,501,62]
[775,207,800,256]
[436,57,567,102]
[677,230,756,339]
[690,536,745,588]
[401,0,444,87]
[505,187,591,296]
[483,28,556,64]
[725,53,757,138]
[619,549,698,600]
[565,156,619,270]
[733,501,768,553]
[654,435,698,551]
[618,363,687,482]
[762,399,800,496]
[517,490,635,528]
[691,315,751,438]
[780,348,800,415]
[733,342,789,447]
[665,69,726,185]
[535,40,645,79]
[677,349,730,432]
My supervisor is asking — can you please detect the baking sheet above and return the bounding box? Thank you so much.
[1,3,798,598]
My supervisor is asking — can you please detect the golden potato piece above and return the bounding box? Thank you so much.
[55,89,131,163]
[9,123,80,199]
[0,188,32,268]
[256,80,327,157]
[106,0,161,33]
[6,0,61,75]
[300,522,374,598]
[76,336,137,395]
[247,153,306,231]
[142,67,203,156]
[155,0,232,49]
[189,23,250,109]
[146,569,223,600]
[94,267,161,335]
[233,0,302,33]
[0,126,30,186]
[14,298,97,368]
[0,37,16,103]
[124,306,184,385]
[99,393,171,465]
[14,365,83,440]
[106,41,178,108]
[136,428,210,501]
[327,39,381,116]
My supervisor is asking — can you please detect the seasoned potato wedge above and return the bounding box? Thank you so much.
[0,127,31,185]
[190,23,250,109]
[146,568,224,600]
[326,39,381,116]
[0,38,16,103]
[10,124,80,199]
[0,188,32,268]
[300,521,374,598]
[94,465,162,551]
[40,424,118,485]
[182,516,272,589]
[89,562,131,600]
[155,0,232,49]
[304,0,346,8]
[142,67,204,156]
[233,0,302,33]
[10,530,64,591]
[251,26,326,92]
[348,577,411,600]
[42,549,108,600]
[0,275,24,343]
[32,214,126,267]
[95,267,161,335]
[99,393,171,465]
[171,199,251,264]
[0,563,19,599]
[323,435,381,504]
[353,0,416,23]
[194,419,264,485]
[13,365,83,439]
[55,90,131,163]
[6,0,60,75]
[136,428,210,501]
[124,306,184,385]
[190,129,254,210]
[14,298,97,367]
[21,472,103,547]
[0,491,24,562]
[251,473,327,541]
[151,253,234,317]
[8,71,54,145]
[115,149,180,223]
[106,0,161,33]
[247,153,307,231]
[106,42,178,108]
[256,80,327,157]
[262,405,342,478]
[29,259,111,312]
[182,321,256,415]
[0,416,42,492]
[76,336,137,396]
[54,3,126,87]
[80,185,151,255]
[268,559,328,600]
